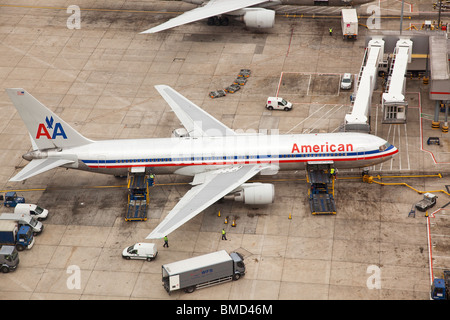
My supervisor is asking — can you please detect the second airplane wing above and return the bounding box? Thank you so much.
[140,0,269,34]
[146,164,268,239]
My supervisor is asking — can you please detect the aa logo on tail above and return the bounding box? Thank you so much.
[36,116,67,139]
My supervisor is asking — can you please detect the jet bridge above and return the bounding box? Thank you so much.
[382,39,413,124]
[344,38,385,133]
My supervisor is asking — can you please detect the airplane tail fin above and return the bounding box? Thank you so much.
[6,89,93,150]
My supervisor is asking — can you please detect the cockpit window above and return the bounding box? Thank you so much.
[379,142,391,151]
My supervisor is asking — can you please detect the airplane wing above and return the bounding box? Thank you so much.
[146,164,266,239]
[10,158,74,182]
[140,0,269,34]
[155,85,236,137]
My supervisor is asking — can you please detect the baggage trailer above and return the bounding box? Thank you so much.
[162,250,245,294]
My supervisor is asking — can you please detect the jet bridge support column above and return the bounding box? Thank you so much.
[442,103,449,133]
[432,101,441,129]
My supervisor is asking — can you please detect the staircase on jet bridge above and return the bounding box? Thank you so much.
[306,162,336,215]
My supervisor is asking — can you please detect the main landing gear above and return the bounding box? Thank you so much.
[207,16,229,26]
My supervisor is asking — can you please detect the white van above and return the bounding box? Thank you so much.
[122,243,157,261]
[14,204,48,220]
[0,213,43,234]
[266,97,293,111]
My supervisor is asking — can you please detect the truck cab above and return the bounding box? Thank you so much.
[230,252,245,280]
[266,97,293,111]
[16,226,35,251]
[0,245,19,273]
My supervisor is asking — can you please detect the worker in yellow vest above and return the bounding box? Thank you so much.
[221,228,227,240]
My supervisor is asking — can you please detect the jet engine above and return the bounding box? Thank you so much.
[225,183,275,205]
[241,8,275,29]
[182,0,206,5]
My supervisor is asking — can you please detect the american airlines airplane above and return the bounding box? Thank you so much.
[140,0,373,34]
[6,86,397,239]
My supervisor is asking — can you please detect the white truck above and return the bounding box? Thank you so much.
[14,203,48,220]
[162,250,245,294]
[341,9,358,40]
[122,243,157,261]
[266,97,292,111]
[0,213,43,235]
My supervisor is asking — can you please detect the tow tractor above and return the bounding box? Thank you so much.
[306,162,336,215]
[415,193,437,212]
[3,192,25,208]
[431,270,450,300]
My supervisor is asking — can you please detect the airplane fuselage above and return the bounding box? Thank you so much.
[36,132,397,177]
[279,0,370,6]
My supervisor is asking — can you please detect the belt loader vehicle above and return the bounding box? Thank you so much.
[162,250,245,294]
[0,221,35,251]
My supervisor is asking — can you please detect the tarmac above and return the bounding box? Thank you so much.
[0,0,449,300]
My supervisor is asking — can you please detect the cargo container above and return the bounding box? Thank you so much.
[341,9,358,40]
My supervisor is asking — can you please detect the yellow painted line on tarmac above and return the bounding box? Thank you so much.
[0,4,181,14]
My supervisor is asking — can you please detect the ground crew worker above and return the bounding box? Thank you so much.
[221,228,227,240]
[330,168,335,178]
[329,27,333,36]
[149,173,155,186]
[163,235,169,248]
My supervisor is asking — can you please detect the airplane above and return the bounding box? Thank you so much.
[6,86,398,239]
[140,0,373,34]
